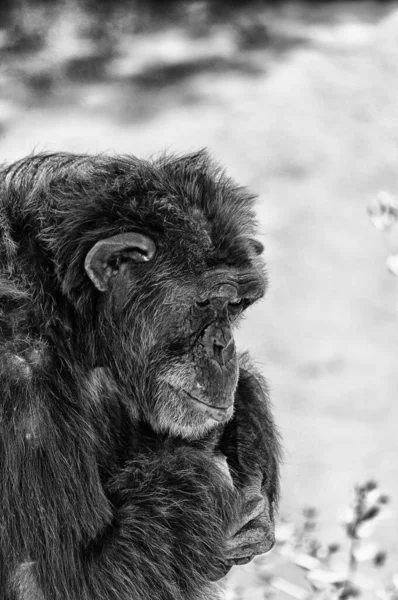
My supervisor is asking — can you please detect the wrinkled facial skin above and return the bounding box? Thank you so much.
[102,260,266,440]
[82,183,267,440]
[153,299,240,439]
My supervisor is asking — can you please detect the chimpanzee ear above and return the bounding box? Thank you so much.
[84,232,156,292]
[249,239,264,256]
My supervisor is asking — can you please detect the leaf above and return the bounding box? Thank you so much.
[352,542,378,562]
[386,254,398,276]
[293,552,320,570]
[368,191,398,231]
[307,568,347,585]
[356,520,376,538]
[373,551,387,567]
[342,507,356,525]
[269,577,308,600]
[361,506,380,522]
[365,488,382,506]
[275,523,295,543]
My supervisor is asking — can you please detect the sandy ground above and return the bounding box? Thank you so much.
[1,1,398,595]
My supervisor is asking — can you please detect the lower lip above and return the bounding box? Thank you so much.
[168,385,234,423]
[191,398,234,423]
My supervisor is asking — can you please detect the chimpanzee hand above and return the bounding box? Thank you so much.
[217,363,281,571]
[224,473,275,566]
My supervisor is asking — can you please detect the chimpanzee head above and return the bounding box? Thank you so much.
[2,151,267,438]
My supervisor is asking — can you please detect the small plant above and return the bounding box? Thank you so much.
[250,481,396,599]
[368,191,398,276]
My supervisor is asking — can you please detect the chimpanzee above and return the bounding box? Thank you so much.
[0,151,281,600]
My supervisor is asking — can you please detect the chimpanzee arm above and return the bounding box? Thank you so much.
[218,360,282,566]
[0,355,235,600]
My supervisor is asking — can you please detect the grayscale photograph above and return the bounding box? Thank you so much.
[0,1,397,599]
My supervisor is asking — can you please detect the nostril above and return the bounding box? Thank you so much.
[201,322,235,364]
[196,299,210,308]
[213,341,224,362]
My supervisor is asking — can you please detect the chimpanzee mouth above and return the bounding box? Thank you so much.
[166,383,234,423]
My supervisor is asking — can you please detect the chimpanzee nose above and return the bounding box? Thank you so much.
[201,322,235,365]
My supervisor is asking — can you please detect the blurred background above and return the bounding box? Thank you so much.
[1,0,398,597]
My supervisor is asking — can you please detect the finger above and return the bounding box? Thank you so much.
[225,536,275,564]
[226,525,265,552]
[225,556,253,566]
[229,493,265,536]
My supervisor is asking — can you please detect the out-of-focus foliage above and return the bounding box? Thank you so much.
[368,192,398,276]
[0,0,317,124]
[227,482,397,600]
[1,1,398,598]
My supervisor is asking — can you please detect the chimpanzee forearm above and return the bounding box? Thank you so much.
[0,370,234,600]
[216,363,282,564]
[88,449,237,597]
[220,364,281,499]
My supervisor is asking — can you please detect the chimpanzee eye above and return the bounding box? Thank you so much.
[228,299,245,314]
[228,298,252,313]
[229,298,243,306]
[196,299,211,308]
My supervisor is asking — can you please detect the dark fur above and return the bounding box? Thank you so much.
[0,152,281,600]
